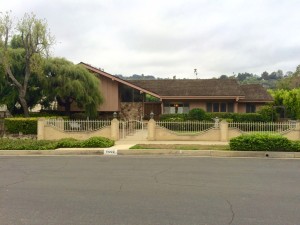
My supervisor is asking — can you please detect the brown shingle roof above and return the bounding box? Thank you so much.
[240,84,273,102]
[128,79,244,97]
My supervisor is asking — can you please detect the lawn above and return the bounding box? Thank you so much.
[129,144,230,150]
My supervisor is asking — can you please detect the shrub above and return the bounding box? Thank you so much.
[0,139,56,150]
[229,133,299,151]
[290,141,300,151]
[257,105,279,122]
[55,138,82,148]
[81,137,114,148]
[187,108,206,121]
[5,118,38,134]
[159,113,187,121]
[0,136,115,150]
[206,112,266,122]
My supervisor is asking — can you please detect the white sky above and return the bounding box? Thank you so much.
[1,0,300,78]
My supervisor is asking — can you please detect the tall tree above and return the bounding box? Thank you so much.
[42,58,103,118]
[276,65,300,90]
[0,12,53,117]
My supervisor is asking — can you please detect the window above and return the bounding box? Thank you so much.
[206,102,234,113]
[246,103,256,113]
[163,103,189,114]
[220,103,227,112]
[228,103,234,113]
[206,103,212,112]
[213,103,219,112]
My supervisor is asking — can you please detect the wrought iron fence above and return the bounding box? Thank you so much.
[229,121,296,134]
[156,121,216,133]
[46,119,111,132]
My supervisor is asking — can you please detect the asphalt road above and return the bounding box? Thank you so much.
[0,156,299,225]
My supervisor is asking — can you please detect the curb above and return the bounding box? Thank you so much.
[0,149,299,158]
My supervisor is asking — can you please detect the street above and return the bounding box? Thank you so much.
[0,156,299,225]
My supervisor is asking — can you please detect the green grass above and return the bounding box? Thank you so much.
[129,144,230,150]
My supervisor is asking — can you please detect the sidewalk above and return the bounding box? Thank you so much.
[0,139,299,158]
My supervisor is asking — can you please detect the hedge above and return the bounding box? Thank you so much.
[0,137,115,150]
[5,118,38,134]
[206,112,266,122]
[4,116,68,135]
[229,133,300,152]
[159,113,188,121]
[159,112,267,122]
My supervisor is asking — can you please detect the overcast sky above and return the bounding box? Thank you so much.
[1,0,300,78]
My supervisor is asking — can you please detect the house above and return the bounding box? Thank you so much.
[64,63,273,119]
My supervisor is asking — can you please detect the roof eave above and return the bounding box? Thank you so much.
[160,96,245,100]
[79,62,161,98]
[239,100,274,103]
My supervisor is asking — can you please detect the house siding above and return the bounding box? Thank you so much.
[98,76,120,112]
[190,101,206,111]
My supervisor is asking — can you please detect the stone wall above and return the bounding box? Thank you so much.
[119,102,143,120]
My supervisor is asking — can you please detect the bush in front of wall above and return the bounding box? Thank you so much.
[55,138,82,148]
[80,136,115,148]
[229,133,299,151]
[0,136,115,150]
[0,138,56,150]
[4,118,38,134]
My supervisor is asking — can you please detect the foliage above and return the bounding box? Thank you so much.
[256,105,278,122]
[187,108,206,121]
[159,111,272,122]
[229,133,299,151]
[4,118,37,134]
[55,138,81,148]
[4,116,67,134]
[0,12,53,116]
[206,112,267,122]
[0,138,56,150]
[270,89,300,119]
[80,137,114,148]
[145,94,160,102]
[41,58,103,118]
[159,113,188,121]
[0,136,115,150]
[276,65,300,90]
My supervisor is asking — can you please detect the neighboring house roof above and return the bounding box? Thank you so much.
[127,79,245,99]
[240,84,273,102]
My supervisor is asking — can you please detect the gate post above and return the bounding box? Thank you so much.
[37,118,45,140]
[219,120,228,142]
[148,118,156,141]
[111,118,120,141]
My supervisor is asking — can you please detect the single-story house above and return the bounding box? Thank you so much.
[63,62,273,120]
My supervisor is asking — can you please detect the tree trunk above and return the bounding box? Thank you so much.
[19,89,29,117]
